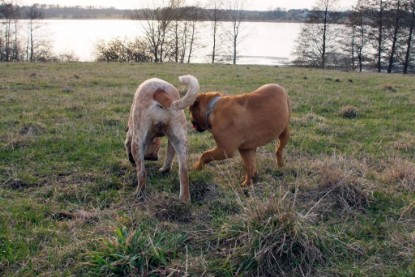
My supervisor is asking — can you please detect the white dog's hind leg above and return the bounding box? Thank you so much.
[160,140,175,173]
[169,135,190,202]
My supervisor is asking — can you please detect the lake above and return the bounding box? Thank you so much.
[42,20,302,65]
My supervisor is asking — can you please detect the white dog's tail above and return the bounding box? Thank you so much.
[171,75,199,110]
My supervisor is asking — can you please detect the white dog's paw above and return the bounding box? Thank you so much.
[159,166,171,173]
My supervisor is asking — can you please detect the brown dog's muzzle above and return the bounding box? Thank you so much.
[191,119,206,133]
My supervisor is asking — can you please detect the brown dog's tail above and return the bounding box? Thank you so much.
[171,75,199,110]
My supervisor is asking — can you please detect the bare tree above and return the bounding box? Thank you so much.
[138,2,174,63]
[170,0,185,63]
[0,1,20,61]
[133,0,202,64]
[349,0,371,71]
[226,0,244,65]
[26,4,43,62]
[209,0,222,64]
[386,0,404,73]
[366,0,388,72]
[185,6,200,63]
[293,0,342,68]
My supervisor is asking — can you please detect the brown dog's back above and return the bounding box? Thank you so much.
[212,84,290,150]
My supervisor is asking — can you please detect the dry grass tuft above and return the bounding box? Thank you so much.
[150,194,193,223]
[339,105,359,119]
[190,180,218,203]
[48,210,99,223]
[382,158,415,192]
[308,156,372,215]
[219,193,335,276]
[393,132,415,152]
[383,84,397,92]
[5,179,39,190]
[400,200,415,220]
[295,112,327,126]
[19,123,45,136]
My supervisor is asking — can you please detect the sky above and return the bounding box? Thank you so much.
[15,0,355,11]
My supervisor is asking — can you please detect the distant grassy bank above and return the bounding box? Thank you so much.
[0,63,414,276]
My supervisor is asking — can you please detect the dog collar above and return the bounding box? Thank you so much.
[206,95,221,130]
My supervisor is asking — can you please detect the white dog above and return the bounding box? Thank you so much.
[125,75,199,202]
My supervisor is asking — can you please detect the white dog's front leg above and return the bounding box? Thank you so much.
[132,138,147,197]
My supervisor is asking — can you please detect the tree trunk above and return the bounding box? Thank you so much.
[387,0,401,73]
[211,7,219,64]
[187,21,196,63]
[233,28,237,65]
[212,21,217,64]
[322,7,328,69]
[377,0,384,72]
[403,1,415,74]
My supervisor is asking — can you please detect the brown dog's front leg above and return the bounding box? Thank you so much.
[239,149,257,186]
[193,147,234,170]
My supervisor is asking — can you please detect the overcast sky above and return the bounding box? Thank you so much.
[16,0,355,11]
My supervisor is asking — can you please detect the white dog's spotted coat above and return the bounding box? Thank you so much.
[125,75,199,201]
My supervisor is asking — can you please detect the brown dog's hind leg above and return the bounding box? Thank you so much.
[276,126,290,167]
[239,148,257,186]
[193,147,234,170]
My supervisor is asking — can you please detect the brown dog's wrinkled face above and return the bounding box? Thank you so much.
[189,94,208,132]
[126,133,161,166]
[189,92,222,133]
[144,137,161,161]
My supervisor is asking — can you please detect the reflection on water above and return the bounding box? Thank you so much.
[39,20,301,65]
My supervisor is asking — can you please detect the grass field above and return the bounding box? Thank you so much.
[0,63,414,276]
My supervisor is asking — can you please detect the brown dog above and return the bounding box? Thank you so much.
[189,84,291,186]
[125,75,199,201]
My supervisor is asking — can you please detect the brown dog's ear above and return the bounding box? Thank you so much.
[153,88,173,109]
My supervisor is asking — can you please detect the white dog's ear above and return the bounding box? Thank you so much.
[153,88,173,108]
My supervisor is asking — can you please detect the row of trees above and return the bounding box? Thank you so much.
[0,1,69,62]
[294,0,415,73]
[96,0,414,72]
[2,0,414,73]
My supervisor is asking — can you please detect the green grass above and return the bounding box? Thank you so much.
[0,63,414,276]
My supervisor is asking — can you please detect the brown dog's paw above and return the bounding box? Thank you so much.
[192,161,203,171]
[241,180,252,187]
[179,193,191,203]
[241,175,257,187]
